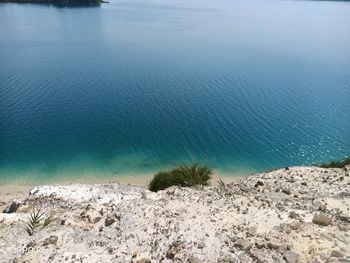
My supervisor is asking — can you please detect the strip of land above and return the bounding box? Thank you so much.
[0,0,105,4]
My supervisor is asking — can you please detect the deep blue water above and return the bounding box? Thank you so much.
[0,0,349,183]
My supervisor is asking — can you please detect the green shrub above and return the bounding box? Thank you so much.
[149,164,213,192]
[319,157,350,168]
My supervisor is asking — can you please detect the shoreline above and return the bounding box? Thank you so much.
[0,172,247,212]
[1,163,345,212]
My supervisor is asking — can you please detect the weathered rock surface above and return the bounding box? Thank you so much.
[284,251,301,263]
[2,199,22,213]
[0,166,349,262]
[43,235,58,246]
[312,215,332,226]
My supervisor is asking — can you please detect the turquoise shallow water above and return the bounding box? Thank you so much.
[0,0,349,184]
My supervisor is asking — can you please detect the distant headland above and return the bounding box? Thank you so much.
[0,0,107,4]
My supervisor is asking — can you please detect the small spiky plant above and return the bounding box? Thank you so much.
[43,214,55,228]
[25,209,55,236]
[218,178,226,188]
[216,178,227,197]
[26,209,45,236]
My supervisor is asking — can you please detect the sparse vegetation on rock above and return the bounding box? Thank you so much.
[148,164,213,192]
[320,157,350,168]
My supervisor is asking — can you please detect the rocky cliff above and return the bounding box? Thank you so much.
[1,166,349,262]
